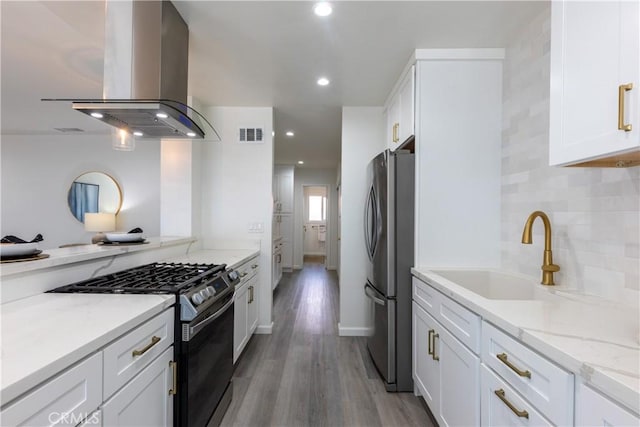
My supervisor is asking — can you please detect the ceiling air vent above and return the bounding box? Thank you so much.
[238,127,264,143]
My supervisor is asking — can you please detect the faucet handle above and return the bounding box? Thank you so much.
[542,264,560,273]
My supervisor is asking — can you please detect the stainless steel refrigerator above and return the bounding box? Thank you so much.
[364,149,414,392]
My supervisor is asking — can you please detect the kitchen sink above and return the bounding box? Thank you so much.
[431,269,545,300]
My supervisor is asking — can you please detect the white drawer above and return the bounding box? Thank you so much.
[413,276,439,314]
[481,364,553,427]
[103,308,174,399]
[413,276,481,353]
[1,352,102,426]
[575,382,640,426]
[482,321,574,426]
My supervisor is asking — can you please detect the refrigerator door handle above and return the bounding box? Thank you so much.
[369,186,379,258]
[364,186,372,257]
[364,283,386,306]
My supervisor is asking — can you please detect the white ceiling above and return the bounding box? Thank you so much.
[1,1,545,168]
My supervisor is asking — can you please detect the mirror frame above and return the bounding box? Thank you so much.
[67,171,123,223]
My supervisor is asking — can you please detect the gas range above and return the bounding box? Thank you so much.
[50,262,241,321]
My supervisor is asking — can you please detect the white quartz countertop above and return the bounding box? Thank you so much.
[412,267,640,415]
[0,293,175,406]
[165,249,260,269]
[0,236,195,277]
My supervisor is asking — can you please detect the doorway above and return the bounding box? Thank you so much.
[303,185,328,267]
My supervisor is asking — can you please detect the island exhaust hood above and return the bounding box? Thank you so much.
[46,0,219,140]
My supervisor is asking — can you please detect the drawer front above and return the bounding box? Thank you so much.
[481,364,553,427]
[575,382,640,426]
[482,321,574,426]
[413,276,480,354]
[103,308,174,399]
[437,294,481,354]
[412,277,440,314]
[1,352,102,426]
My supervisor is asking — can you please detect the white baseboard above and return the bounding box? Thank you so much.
[255,322,273,334]
[338,323,372,336]
[327,264,337,271]
[293,264,303,270]
[304,252,326,256]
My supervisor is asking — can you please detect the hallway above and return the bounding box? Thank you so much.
[221,259,433,427]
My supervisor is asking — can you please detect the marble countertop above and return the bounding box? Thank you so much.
[412,267,640,415]
[166,248,260,269]
[0,293,175,406]
[0,236,195,277]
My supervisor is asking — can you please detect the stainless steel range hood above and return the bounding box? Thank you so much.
[47,0,218,140]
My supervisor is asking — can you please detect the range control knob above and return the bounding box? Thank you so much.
[228,271,239,281]
[206,286,216,296]
[191,293,204,306]
[200,289,210,300]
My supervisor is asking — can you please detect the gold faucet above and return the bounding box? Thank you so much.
[521,211,560,286]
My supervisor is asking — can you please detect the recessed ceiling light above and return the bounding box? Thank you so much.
[90,112,103,119]
[133,131,143,137]
[298,161,304,165]
[286,131,294,137]
[314,2,332,17]
[156,112,169,119]
[186,132,196,137]
[317,77,330,86]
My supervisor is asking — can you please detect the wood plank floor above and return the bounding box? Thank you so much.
[221,259,435,427]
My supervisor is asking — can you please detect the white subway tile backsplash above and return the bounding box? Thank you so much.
[501,3,639,300]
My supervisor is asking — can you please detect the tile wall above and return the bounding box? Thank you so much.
[501,4,640,302]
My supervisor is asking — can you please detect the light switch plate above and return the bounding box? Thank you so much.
[248,222,264,233]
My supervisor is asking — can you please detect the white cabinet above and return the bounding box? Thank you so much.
[0,352,102,426]
[550,0,640,166]
[273,167,294,214]
[412,281,480,427]
[272,241,283,290]
[385,65,415,151]
[102,347,174,427]
[575,382,640,426]
[0,309,175,427]
[481,364,553,426]
[233,256,260,363]
[482,321,574,426]
[279,214,293,270]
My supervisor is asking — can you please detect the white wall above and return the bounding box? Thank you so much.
[1,134,161,249]
[160,139,203,247]
[501,5,640,302]
[200,106,274,332]
[339,107,385,336]
[292,167,339,270]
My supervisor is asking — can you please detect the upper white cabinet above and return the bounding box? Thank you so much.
[273,167,294,214]
[550,0,640,167]
[385,65,415,151]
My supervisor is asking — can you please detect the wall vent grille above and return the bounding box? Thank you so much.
[238,127,264,143]
[54,127,85,133]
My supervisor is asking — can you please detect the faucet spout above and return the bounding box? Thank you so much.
[521,211,560,285]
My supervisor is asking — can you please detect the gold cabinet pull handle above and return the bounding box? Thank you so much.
[248,285,254,304]
[618,83,633,131]
[169,361,177,395]
[432,333,440,361]
[251,264,258,269]
[497,353,531,378]
[392,123,400,142]
[428,329,434,356]
[132,336,161,357]
[494,389,529,419]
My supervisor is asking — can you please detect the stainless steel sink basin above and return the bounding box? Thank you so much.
[431,269,543,300]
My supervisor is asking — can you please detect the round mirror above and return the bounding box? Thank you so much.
[67,172,122,223]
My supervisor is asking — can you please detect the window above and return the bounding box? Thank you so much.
[308,195,327,222]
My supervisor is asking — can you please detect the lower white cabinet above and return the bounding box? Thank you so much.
[102,347,174,427]
[412,301,480,426]
[0,309,175,427]
[481,364,552,426]
[233,261,260,364]
[0,352,102,426]
[575,382,640,426]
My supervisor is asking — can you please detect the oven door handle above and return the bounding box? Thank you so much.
[188,293,235,339]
